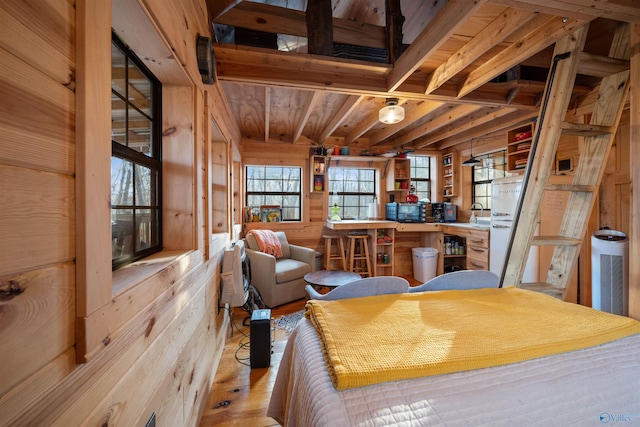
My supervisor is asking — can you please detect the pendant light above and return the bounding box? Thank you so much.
[462,138,481,166]
[379,98,405,124]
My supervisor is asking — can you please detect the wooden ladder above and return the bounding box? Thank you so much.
[501,22,631,299]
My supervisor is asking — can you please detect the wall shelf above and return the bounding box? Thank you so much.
[385,157,411,193]
[310,155,327,193]
[441,152,457,198]
[507,123,535,172]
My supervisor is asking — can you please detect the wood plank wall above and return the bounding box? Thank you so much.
[0,0,238,424]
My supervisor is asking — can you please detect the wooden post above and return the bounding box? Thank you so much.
[385,0,404,63]
[306,0,333,56]
[630,23,640,320]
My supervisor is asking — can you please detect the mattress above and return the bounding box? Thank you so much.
[268,317,640,426]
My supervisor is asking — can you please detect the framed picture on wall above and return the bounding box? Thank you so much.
[260,205,282,222]
[556,157,574,174]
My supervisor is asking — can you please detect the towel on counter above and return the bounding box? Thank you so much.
[305,287,640,390]
[247,229,283,258]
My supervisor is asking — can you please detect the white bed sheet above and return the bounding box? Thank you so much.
[268,318,640,427]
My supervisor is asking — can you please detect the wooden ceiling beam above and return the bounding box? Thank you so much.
[343,98,388,145]
[425,7,537,94]
[408,106,519,149]
[211,1,386,49]
[206,0,241,21]
[318,95,364,143]
[215,45,541,109]
[433,109,538,150]
[457,15,589,98]
[293,91,322,143]
[490,0,640,24]
[389,104,485,148]
[387,0,487,92]
[578,52,630,77]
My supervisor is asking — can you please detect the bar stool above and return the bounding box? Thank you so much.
[347,233,372,277]
[323,235,347,270]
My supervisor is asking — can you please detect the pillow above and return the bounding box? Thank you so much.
[274,232,291,259]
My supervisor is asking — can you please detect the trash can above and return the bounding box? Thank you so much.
[591,229,628,315]
[412,247,438,283]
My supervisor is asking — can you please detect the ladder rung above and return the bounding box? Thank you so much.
[518,282,564,298]
[560,121,614,136]
[544,184,598,192]
[577,52,629,78]
[531,236,582,246]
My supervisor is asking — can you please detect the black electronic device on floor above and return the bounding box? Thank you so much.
[250,308,271,368]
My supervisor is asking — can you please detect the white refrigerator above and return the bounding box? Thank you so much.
[490,176,539,282]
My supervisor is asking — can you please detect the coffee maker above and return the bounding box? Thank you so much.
[432,203,445,223]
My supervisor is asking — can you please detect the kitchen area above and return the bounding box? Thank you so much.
[313,148,490,280]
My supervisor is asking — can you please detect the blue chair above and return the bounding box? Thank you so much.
[408,270,499,292]
[305,276,409,301]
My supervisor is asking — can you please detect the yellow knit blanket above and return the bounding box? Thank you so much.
[305,287,640,391]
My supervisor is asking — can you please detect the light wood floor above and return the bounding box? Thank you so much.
[198,298,306,427]
[199,276,419,426]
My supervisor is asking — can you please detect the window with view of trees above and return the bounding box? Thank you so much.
[111,32,162,269]
[472,150,510,210]
[245,166,302,220]
[328,167,376,219]
[408,155,431,202]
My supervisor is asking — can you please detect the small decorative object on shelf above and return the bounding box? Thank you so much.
[330,203,341,221]
[405,185,419,203]
[260,205,281,222]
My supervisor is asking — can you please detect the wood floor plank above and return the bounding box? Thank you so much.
[199,299,305,426]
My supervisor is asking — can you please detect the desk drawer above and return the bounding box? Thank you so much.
[466,231,489,248]
[466,256,488,270]
[466,245,489,270]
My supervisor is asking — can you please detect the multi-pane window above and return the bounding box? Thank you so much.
[111,33,162,269]
[472,150,509,210]
[328,167,376,219]
[245,166,302,221]
[408,155,431,202]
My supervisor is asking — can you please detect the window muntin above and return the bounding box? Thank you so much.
[408,155,431,202]
[328,167,376,219]
[111,33,162,269]
[472,150,509,210]
[245,166,302,221]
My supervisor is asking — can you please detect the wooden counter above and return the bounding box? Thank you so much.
[323,220,489,279]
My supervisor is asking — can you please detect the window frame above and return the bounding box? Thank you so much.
[408,155,432,202]
[327,166,377,220]
[245,165,303,221]
[110,32,163,270]
[471,150,509,210]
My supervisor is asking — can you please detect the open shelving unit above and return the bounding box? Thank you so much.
[385,157,411,197]
[507,123,534,172]
[310,155,327,193]
[441,152,457,197]
[368,228,395,276]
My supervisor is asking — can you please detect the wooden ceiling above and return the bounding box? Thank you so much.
[208,0,636,154]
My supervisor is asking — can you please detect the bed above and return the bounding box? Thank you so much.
[267,287,640,426]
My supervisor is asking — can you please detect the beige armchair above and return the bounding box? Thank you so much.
[243,231,315,307]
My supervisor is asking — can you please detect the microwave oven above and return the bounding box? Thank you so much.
[386,202,427,223]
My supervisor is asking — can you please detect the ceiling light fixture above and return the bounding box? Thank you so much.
[462,138,481,167]
[379,98,405,124]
